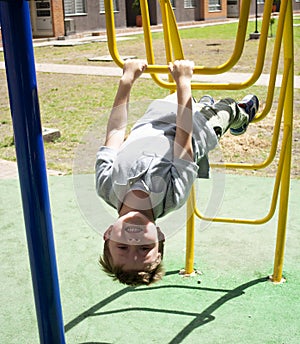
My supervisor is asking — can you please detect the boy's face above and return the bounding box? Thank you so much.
[103,211,164,271]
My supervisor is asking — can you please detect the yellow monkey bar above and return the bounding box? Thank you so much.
[104,0,294,283]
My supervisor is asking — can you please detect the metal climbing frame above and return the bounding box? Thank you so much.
[105,0,294,283]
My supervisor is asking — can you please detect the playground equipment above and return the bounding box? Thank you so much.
[0,1,65,343]
[104,0,294,282]
[0,0,293,342]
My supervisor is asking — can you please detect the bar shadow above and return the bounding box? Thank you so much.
[65,271,268,343]
[78,342,112,344]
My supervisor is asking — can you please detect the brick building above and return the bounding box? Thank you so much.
[28,0,230,38]
[1,1,299,39]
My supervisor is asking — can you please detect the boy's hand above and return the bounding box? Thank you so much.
[168,60,194,85]
[121,59,148,85]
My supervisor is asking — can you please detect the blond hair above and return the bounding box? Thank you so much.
[99,240,165,286]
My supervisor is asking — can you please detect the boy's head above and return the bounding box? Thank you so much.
[100,211,165,286]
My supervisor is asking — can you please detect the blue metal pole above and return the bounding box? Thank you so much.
[0,1,65,343]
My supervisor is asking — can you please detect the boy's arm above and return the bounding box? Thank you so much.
[169,60,194,161]
[104,59,147,150]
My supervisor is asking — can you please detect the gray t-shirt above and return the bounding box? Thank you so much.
[95,94,218,220]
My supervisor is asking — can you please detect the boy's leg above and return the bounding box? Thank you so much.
[198,96,258,138]
[197,98,245,138]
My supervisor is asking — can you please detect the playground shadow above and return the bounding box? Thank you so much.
[65,271,268,343]
[78,342,112,344]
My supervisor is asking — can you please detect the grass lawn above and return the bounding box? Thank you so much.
[0,18,299,176]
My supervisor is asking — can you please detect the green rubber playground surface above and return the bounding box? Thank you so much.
[1,173,300,344]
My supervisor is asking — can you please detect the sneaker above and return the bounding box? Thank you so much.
[230,95,259,136]
[198,95,215,106]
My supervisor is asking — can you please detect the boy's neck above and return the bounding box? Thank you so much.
[119,190,154,221]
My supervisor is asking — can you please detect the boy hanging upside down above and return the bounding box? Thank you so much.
[95,59,259,286]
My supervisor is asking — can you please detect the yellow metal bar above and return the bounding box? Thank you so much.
[193,0,251,74]
[161,0,184,60]
[104,0,123,69]
[104,0,290,93]
[193,61,292,222]
[160,0,173,63]
[184,185,196,275]
[159,0,175,86]
[185,114,291,267]
[147,0,275,90]
[152,0,251,76]
[254,0,289,122]
[271,0,294,283]
[191,0,293,226]
[194,124,290,225]
[149,0,185,87]
[210,57,292,171]
[140,0,155,65]
[104,0,281,91]
[184,0,293,271]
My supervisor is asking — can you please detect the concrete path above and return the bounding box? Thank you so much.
[1,61,299,88]
[0,159,63,179]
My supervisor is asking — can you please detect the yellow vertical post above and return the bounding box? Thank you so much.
[140,0,155,65]
[159,0,174,86]
[104,0,123,68]
[271,0,293,283]
[160,0,173,63]
[183,185,196,275]
[159,0,185,87]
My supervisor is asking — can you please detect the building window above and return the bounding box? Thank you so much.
[170,0,176,8]
[208,0,221,11]
[99,0,119,13]
[184,0,195,8]
[64,0,86,15]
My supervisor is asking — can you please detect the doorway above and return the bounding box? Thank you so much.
[30,0,54,37]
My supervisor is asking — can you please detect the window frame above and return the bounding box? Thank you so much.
[184,0,196,9]
[208,0,222,12]
[99,0,120,14]
[64,0,87,16]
